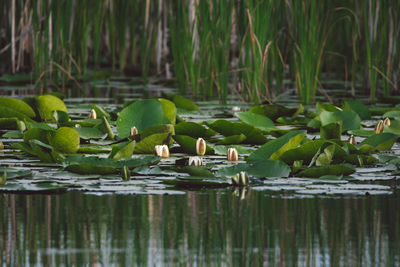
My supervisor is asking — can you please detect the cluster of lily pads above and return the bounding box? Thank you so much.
[1,93,400,192]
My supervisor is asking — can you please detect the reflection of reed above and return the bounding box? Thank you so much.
[0,192,399,265]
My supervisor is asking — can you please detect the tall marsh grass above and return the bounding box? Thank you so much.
[0,0,399,103]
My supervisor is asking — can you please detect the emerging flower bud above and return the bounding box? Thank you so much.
[196,138,206,156]
[227,148,238,161]
[130,126,138,137]
[155,145,170,158]
[348,135,357,145]
[0,170,6,185]
[188,156,204,166]
[89,109,97,119]
[384,117,391,127]
[231,171,249,186]
[0,141,4,150]
[374,120,384,134]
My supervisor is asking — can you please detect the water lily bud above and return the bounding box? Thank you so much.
[155,145,170,158]
[348,135,357,145]
[232,171,249,186]
[130,126,138,137]
[374,120,384,134]
[188,156,204,166]
[122,166,130,181]
[0,141,4,150]
[196,138,206,156]
[384,117,391,127]
[89,109,97,119]
[227,148,238,161]
[232,106,241,112]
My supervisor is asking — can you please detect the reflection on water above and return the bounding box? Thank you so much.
[1,190,399,266]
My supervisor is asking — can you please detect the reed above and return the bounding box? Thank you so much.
[0,0,399,104]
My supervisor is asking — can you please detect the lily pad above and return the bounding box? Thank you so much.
[279,139,326,165]
[0,97,36,118]
[135,133,172,154]
[248,130,305,162]
[207,120,267,144]
[236,111,274,131]
[75,127,105,140]
[35,94,68,121]
[64,155,160,174]
[343,100,371,120]
[116,99,170,138]
[109,140,136,161]
[215,134,246,145]
[158,98,177,124]
[360,133,398,151]
[173,135,214,155]
[174,122,216,138]
[213,145,253,155]
[167,94,199,111]
[249,104,297,120]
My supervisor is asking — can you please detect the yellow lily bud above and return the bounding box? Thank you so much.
[130,126,138,137]
[227,148,238,161]
[384,117,391,127]
[0,141,4,150]
[374,120,384,134]
[348,135,357,145]
[89,109,97,119]
[155,145,170,158]
[196,138,206,156]
[188,156,204,166]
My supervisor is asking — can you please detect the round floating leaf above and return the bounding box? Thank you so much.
[168,94,199,111]
[140,124,174,139]
[248,130,305,162]
[207,120,267,144]
[320,110,360,131]
[75,127,105,140]
[173,135,214,155]
[360,133,398,151]
[0,97,36,118]
[236,111,274,131]
[343,100,371,120]
[213,145,253,155]
[174,122,216,138]
[134,133,172,154]
[215,134,246,145]
[279,139,326,165]
[158,98,177,124]
[109,140,136,161]
[116,99,170,138]
[35,94,68,121]
[0,106,33,122]
[50,127,80,154]
[249,104,297,120]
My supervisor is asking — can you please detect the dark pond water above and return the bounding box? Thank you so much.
[1,191,399,266]
[1,78,400,266]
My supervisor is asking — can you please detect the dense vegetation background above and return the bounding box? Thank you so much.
[0,0,399,103]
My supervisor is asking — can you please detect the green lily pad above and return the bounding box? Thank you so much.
[382,110,400,120]
[299,164,355,178]
[140,124,174,139]
[135,133,172,154]
[163,177,230,187]
[360,133,398,152]
[343,100,371,120]
[173,135,214,155]
[0,168,32,180]
[207,120,267,144]
[249,104,297,120]
[2,130,23,138]
[174,122,216,138]
[50,127,80,154]
[64,155,160,174]
[383,120,400,135]
[23,127,51,144]
[213,145,253,155]
[0,106,34,122]
[0,97,36,118]
[279,139,326,165]
[236,111,274,131]
[167,94,199,111]
[116,99,170,138]
[158,98,177,124]
[248,130,306,162]
[173,166,215,177]
[215,134,246,145]
[35,94,68,121]
[109,140,136,161]
[75,127,105,140]
[0,118,26,131]
[320,110,360,131]
[320,122,342,139]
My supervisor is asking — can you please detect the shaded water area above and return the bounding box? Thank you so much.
[1,79,400,266]
[1,191,399,266]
